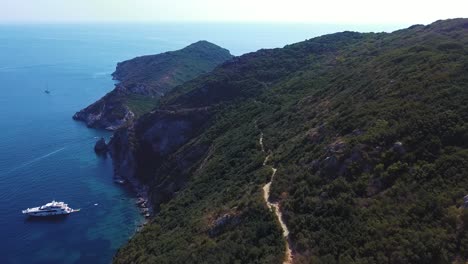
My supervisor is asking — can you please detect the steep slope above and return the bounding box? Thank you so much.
[73,41,233,130]
[113,19,468,264]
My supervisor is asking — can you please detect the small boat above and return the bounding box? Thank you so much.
[114,179,126,184]
[44,83,51,94]
[22,200,80,217]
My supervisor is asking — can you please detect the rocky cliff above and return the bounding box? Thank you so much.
[109,107,214,210]
[114,19,468,263]
[73,41,233,130]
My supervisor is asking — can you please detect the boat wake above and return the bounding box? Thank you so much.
[0,63,63,72]
[5,147,66,174]
[92,71,111,79]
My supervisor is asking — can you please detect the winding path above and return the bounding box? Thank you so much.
[259,133,293,264]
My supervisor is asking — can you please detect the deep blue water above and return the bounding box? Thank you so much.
[0,23,402,264]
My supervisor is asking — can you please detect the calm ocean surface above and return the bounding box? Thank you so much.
[0,23,401,264]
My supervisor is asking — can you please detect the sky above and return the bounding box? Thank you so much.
[1,0,467,24]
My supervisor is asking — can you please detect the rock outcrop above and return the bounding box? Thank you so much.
[208,211,242,237]
[94,137,108,154]
[108,107,214,211]
[73,90,135,130]
[73,41,233,130]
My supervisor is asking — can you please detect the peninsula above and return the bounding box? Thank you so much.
[73,41,233,130]
[111,19,468,263]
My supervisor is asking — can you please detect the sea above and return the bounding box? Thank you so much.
[0,23,402,264]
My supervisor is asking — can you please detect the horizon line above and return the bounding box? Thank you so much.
[0,19,416,27]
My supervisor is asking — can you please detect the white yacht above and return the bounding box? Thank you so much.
[22,200,79,216]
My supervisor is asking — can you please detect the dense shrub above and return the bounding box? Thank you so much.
[115,19,468,263]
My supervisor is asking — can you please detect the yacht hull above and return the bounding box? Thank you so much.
[22,201,80,217]
[23,211,71,217]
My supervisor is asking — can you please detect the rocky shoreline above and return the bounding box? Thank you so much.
[72,89,136,131]
[113,164,153,220]
[73,41,233,130]
[76,41,233,224]
[94,137,154,221]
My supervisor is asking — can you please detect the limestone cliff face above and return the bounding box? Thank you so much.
[73,41,233,130]
[73,89,135,130]
[108,107,214,210]
[106,37,310,212]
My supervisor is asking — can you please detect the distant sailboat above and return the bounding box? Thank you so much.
[44,83,51,94]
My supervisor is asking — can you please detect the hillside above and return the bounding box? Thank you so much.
[111,19,468,263]
[73,41,233,130]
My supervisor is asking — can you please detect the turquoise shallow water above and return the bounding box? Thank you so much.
[0,23,401,264]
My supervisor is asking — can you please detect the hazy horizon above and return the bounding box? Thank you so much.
[1,0,467,25]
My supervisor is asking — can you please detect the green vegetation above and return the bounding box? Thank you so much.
[115,107,285,263]
[114,19,468,263]
[122,41,233,118]
[74,40,232,129]
[114,40,234,94]
[124,94,159,117]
